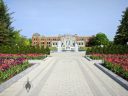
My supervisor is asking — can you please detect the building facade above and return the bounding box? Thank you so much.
[32,33,93,51]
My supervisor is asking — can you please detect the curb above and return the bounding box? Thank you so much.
[0,61,42,93]
[85,56,92,61]
[95,63,128,91]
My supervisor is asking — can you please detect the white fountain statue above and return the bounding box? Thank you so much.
[75,43,78,52]
[58,41,62,52]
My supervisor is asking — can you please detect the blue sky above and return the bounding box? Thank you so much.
[5,0,128,40]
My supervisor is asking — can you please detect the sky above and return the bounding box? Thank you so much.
[5,0,128,40]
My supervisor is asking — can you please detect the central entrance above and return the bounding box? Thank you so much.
[57,34,78,52]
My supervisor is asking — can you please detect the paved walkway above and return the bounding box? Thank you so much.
[0,52,128,96]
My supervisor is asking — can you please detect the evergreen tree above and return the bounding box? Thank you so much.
[0,0,14,45]
[114,8,128,45]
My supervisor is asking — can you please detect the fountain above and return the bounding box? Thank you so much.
[57,41,62,52]
[75,43,78,52]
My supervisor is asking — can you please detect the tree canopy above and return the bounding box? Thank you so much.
[0,0,32,46]
[88,32,109,46]
[0,0,15,45]
[114,8,128,45]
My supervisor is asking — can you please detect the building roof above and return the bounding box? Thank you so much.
[33,33,40,36]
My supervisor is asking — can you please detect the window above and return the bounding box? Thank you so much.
[41,42,44,44]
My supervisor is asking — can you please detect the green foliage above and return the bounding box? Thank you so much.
[102,61,128,79]
[0,61,30,83]
[28,38,32,45]
[86,45,128,54]
[0,0,15,46]
[123,71,128,79]
[95,32,109,45]
[0,45,50,54]
[0,0,31,47]
[50,47,57,51]
[88,32,109,46]
[113,64,124,74]
[45,46,50,55]
[89,55,102,60]
[114,8,128,45]
[79,47,86,51]
[104,61,114,70]
[88,57,128,79]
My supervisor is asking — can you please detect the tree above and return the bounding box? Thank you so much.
[89,32,109,46]
[0,0,15,45]
[19,36,30,46]
[12,30,21,44]
[87,36,95,46]
[114,8,128,45]
[45,46,50,54]
[28,38,32,45]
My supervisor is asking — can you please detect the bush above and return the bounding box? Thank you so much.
[113,64,124,74]
[0,45,50,55]
[86,45,128,54]
[123,71,128,79]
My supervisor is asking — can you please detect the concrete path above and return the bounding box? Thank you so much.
[0,52,128,96]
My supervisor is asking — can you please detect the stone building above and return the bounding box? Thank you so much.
[32,33,93,51]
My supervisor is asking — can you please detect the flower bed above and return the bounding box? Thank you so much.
[90,54,128,81]
[0,58,30,84]
[0,53,46,59]
[0,54,46,84]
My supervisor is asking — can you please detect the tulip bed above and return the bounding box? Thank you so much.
[0,54,46,84]
[0,53,46,59]
[89,54,128,81]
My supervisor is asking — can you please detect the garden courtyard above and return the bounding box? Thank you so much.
[0,52,128,96]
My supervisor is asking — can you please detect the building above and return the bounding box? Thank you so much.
[32,33,93,51]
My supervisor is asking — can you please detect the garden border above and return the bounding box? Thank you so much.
[0,59,47,93]
[85,55,92,61]
[95,63,128,90]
